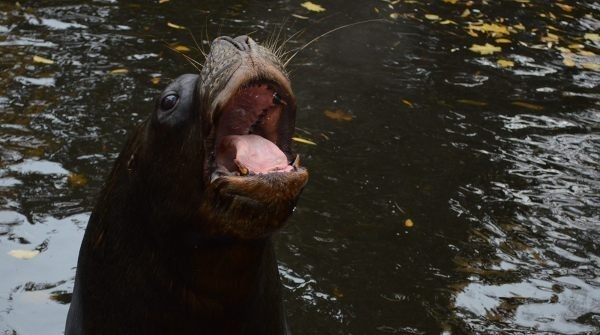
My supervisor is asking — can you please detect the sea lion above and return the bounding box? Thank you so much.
[65,35,308,335]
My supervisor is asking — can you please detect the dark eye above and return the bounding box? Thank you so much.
[160,94,178,110]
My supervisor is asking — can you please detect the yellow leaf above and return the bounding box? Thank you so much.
[495,38,511,44]
[562,57,575,67]
[33,55,54,65]
[568,43,584,49]
[497,59,514,68]
[68,173,88,187]
[443,0,457,3]
[389,13,399,20]
[581,63,600,71]
[167,22,186,30]
[440,20,457,25]
[469,23,510,35]
[425,14,440,21]
[401,99,413,108]
[469,43,502,55]
[461,9,470,17]
[584,33,599,41]
[159,0,169,3]
[513,23,526,30]
[292,137,316,145]
[467,29,478,37]
[457,99,488,106]
[512,101,544,110]
[150,76,161,85]
[173,45,191,52]
[324,109,353,121]
[110,68,128,74]
[404,219,414,228]
[9,249,40,260]
[301,1,325,12]
[578,50,596,56]
[556,3,573,12]
[541,33,559,43]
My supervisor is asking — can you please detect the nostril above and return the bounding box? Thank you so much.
[216,36,250,51]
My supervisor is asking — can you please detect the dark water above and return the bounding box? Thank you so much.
[1,0,599,334]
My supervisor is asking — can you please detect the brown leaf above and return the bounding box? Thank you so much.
[512,101,544,110]
[324,109,353,121]
[68,173,88,187]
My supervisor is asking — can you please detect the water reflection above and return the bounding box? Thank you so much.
[1,0,599,334]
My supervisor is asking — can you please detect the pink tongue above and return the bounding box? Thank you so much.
[217,135,292,174]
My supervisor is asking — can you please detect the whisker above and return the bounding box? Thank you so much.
[163,42,204,72]
[283,19,384,68]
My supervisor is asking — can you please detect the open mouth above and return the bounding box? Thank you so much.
[210,79,301,183]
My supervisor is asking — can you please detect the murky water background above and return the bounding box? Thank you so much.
[1,1,599,334]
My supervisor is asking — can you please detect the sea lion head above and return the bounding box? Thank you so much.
[124,35,308,241]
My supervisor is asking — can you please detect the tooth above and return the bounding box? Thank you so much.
[292,154,300,169]
[234,159,249,176]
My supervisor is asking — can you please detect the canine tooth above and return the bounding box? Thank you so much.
[292,154,300,168]
[234,159,249,176]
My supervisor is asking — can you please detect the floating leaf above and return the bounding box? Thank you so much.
[513,23,526,30]
[292,137,316,145]
[301,1,325,12]
[556,3,573,12]
[457,99,487,106]
[425,14,440,21]
[110,68,128,74]
[461,9,470,17]
[443,0,458,3]
[497,59,514,68]
[469,43,501,55]
[68,173,88,187]
[469,23,509,35]
[578,50,596,56]
[584,33,599,41]
[495,38,511,44]
[173,45,191,52]
[404,219,414,228]
[33,55,54,65]
[9,249,40,260]
[541,33,559,43]
[512,101,544,110]
[150,76,161,85]
[562,56,575,67]
[440,20,457,25]
[324,109,353,121]
[159,0,169,3]
[567,44,584,49]
[167,22,186,30]
[581,63,600,71]
[401,99,413,108]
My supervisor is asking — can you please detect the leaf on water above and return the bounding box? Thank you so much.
[578,50,596,56]
[404,219,414,228]
[443,0,458,3]
[68,173,88,187]
[173,44,191,52]
[110,68,128,74]
[562,56,575,67]
[440,20,457,25]
[461,9,470,18]
[513,23,526,30]
[469,23,510,36]
[457,99,487,106]
[301,1,325,12]
[167,22,186,30]
[425,14,440,21]
[512,101,544,110]
[332,287,344,299]
[556,3,573,12]
[584,33,599,41]
[389,13,399,20]
[469,43,501,55]
[150,76,161,85]
[401,99,413,108]
[541,33,559,43]
[568,43,584,49]
[324,109,353,121]
[292,137,316,145]
[467,30,478,37]
[497,59,514,68]
[291,14,309,20]
[33,55,54,65]
[9,249,40,260]
[495,38,511,44]
[581,63,600,71]
[159,0,169,3]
